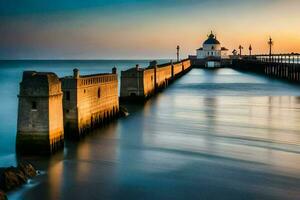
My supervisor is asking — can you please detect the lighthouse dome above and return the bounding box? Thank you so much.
[196,31,228,61]
[203,32,220,45]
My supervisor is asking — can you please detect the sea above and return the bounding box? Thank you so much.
[0,60,300,200]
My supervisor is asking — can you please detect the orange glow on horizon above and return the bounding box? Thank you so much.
[1,0,300,59]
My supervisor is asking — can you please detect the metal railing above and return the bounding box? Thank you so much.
[244,53,300,64]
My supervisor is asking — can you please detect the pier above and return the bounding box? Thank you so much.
[232,53,300,82]
[16,59,192,154]
[15,50,300,155]
[120,59,192,101]
[9,61,300,199]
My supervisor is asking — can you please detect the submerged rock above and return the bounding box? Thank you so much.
[0,190,7,200]
[0,162,37,192]
[18,162,37,178]
[119,106,129,117]
[0,167,26,191]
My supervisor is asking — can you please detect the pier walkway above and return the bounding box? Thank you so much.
[232,53,300,82]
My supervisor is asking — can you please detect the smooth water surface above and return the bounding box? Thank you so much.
[0,61,300,200]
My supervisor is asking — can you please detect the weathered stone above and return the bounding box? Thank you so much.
[120,59,191,100]
[120,66,155,99]
[0,190,7,200]
[61,68,119,138]
[16,71,64,154]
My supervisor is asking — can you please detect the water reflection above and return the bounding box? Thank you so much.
[48,161,63,200]
[145,93,300,176]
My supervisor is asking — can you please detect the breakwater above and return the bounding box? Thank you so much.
[61,68,119,138]
[15,59,192,154]
[120,59,191,101]
[232,54,300,82]
[16,68,119,154]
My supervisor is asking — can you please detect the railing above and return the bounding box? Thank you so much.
[243,53,300,64]
[236,53,300,82]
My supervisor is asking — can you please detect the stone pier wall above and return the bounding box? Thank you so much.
[120,59,191,101]
[120,66,149,98]
[61,69,119,138]
[143,68,155,97]
[16,71,64,154]
[16,60,190,153]
[173,62,183,77]
[182,59,192,71]
[155,64,172,89]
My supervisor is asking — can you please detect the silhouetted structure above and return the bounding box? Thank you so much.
[268,37,274,56]
[177,45,180,62]
[232,53,300,82]
[238,45,243,56]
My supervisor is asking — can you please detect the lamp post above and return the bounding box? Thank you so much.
[268,37,273,56]
[249,45,252,56]
[238,45,244,57]
[176,45,180,62]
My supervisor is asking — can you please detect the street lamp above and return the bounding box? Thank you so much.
[176,45,180,62]
[268,37,273,56]
[238,45,244,56]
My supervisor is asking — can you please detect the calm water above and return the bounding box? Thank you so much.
[1,61,300,200]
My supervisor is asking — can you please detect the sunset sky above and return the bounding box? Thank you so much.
[1,0,300,59]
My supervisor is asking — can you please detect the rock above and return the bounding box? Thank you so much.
[18,162,37,178]
[0,162,37,192]
[119,106,129,117]
[0,190,7,200]
[0,167,27,191]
